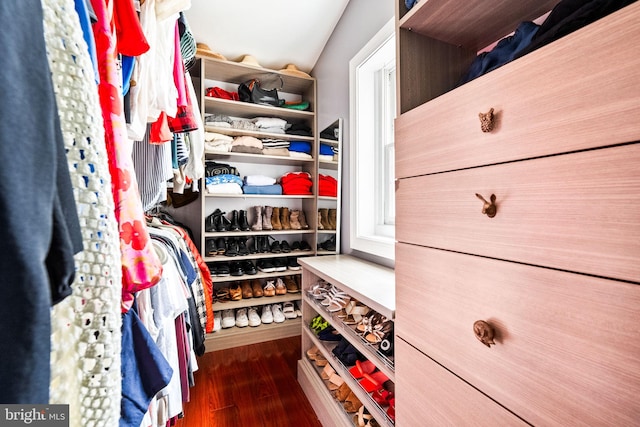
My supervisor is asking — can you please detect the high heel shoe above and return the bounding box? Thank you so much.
[366,316,393,344]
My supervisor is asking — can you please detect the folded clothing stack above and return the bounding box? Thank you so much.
[205,161,238,177]
[252,117,288,134]
[242,175,282,195]
[261,138,290,157]
[289,140,312,159]
[230,118,258,131]
[231,135,263,154]
[205,161,242,194]
[319,174,337,197]
[286,122,312,136]
[319,143,334,162]
[204,113,233,128]
[204,132,233,153]
[205,174,243,194]
[280,171,313,195]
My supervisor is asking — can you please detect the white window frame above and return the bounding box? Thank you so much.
[349,18,396,260]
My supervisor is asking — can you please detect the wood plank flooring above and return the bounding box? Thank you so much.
[175,336,322,427]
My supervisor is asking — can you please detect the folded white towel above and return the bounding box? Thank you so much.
[244,175,277,186]
[289,151,313,159]
[206,182,243,194]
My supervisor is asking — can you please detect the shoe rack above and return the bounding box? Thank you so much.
[186,54,320,351]
[297,255,396,427]
[316,118,342,255]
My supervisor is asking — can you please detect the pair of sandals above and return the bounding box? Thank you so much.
[319,285,351,313]
[306,345,328,367]
[353,405,379,427]
[339,299,371,325]
[320,365,364,412]
[356,312,393,344]
[333,379,363,414]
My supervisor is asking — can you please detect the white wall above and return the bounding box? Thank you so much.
[312,0,394,266]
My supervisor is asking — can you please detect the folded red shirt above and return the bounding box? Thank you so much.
[206,87,239,101]
[318,174,338,197]
[281,172,313,195]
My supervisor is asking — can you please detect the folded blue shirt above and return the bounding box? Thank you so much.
[320,143,334,156]
[242,184,283,195]
[205,174,243,187]
[288,141,312,154]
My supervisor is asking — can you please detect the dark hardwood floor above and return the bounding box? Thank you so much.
[175,336,322,427]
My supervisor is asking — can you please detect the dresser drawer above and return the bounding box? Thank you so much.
[396,337,525,426]
[396,243,640,426]
[395,2,640,178]
[396,144,640,283]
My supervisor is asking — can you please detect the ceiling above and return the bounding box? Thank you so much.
[183,0,350,74]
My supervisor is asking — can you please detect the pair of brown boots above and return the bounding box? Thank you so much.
[251,206,309,231]
[318,208,337,230]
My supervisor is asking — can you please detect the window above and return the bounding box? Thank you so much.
[349,18,396,260]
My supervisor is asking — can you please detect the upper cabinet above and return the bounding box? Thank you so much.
[395,0,559,114]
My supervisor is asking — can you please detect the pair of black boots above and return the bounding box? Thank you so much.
[318,235,336,251]
[206,236,250,257]
[205,208,250,232]
[205,236,284,257]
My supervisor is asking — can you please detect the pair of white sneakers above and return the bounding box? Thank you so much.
[235,307,261,327]
[213,302,301,331]
[214,307,262,330]
[261,304,286,324]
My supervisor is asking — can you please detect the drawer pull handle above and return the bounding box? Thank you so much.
[475,193,497,218]
[473,320,495,348]
[479,108,495,132]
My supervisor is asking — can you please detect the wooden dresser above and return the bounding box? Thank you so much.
[394,1,640,425]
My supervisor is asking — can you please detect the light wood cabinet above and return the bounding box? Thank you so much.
[394,1,640,425]
[297,255,395,427]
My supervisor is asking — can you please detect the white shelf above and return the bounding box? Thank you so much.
[298,255,395,320]
[204,193,315,199]
[204,317,301,352]
[211,270,301,284]
[203,230,315,239]
[316,249,338,256]
[318,196,338,201]
[204,150,315,166]
[205,124,315,141]
[204,250,314,263]
[319,162,339,171]
[317,230,337,235]
[204,96,315,121]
